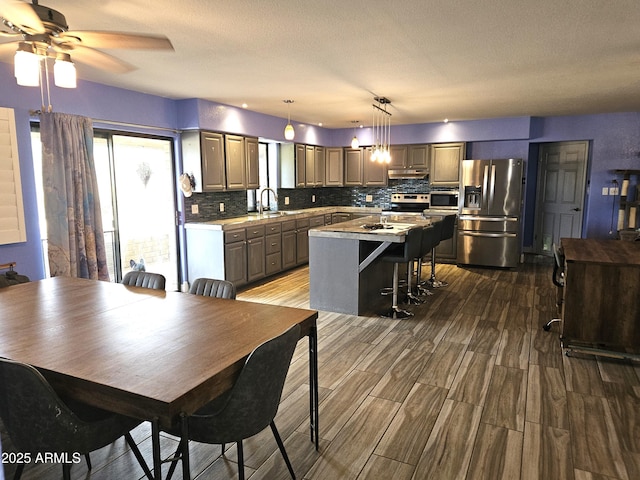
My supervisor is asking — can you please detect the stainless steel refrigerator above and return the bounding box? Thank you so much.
[457,158,523,268]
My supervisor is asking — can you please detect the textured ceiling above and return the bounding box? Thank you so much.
[2,0,640,128]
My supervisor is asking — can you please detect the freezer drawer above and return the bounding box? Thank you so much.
[456,230,520,268]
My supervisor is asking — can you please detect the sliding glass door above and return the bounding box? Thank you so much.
[33,129,179,290]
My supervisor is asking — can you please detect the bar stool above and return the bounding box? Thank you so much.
[428,214,456,288]
[380,227,423,319]
[415,221,442,297]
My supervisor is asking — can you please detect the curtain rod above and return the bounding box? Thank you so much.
[29,110,180,134]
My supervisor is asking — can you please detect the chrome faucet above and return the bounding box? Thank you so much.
[258,187,278,215]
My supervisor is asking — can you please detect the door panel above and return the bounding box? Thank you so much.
[534,141,588,254]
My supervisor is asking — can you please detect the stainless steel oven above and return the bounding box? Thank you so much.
[428,190,459,210]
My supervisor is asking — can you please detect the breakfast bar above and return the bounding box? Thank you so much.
[308,215,436,315]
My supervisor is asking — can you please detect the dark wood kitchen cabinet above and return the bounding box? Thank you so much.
[225,134,247,190]
[295,218,310,265]
[265,222,282,275]
[362,146,388,186]
[246,225,265,283]
[224,229,247,287]
[430,142,465,186]
[344,148,363,186]
[281,220,297,270]
[408,144,429,168]
[245,136,259,189]
[325,147,344,186]
[314,146,325,186]
[182,131,226,192]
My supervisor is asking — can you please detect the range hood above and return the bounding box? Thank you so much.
[387,168,429,179]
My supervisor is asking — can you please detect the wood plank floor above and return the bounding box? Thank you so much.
[3,260,640,479]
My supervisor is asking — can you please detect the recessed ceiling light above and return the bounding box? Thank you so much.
[318,122,323,127]
[242,103,248,109]
[443,118,449,123]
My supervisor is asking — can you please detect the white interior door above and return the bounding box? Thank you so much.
[534,141,588,254]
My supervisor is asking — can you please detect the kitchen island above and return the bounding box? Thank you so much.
[308,215,437,315]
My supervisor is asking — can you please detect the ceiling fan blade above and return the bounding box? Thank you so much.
[58,31,173,50]
[0,0,45,34]
[62,44,136,74]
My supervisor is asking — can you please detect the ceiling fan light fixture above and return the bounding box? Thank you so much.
[54,53,77,88]
[14,42,40,87]
[283,99,295,140]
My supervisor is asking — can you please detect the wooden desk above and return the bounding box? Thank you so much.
[561,238,640,359]
[0,277,319,479]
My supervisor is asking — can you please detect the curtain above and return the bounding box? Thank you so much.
[41,112,110,281]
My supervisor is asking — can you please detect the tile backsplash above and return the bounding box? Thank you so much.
[183,179,436,223]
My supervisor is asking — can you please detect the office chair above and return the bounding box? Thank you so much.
[164,324,301,480]
[543,243,565,331]
[0,358,152,480]
[189,278,236,299]
[121,271,166,290]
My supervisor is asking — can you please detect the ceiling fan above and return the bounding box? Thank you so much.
[0,0,173,74]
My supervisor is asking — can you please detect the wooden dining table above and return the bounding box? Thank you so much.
[0,277,319,479]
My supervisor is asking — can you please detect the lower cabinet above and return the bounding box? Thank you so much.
[224,229,247,287]
[265,223,282,276]
[246,225,265,283]
[295,218,310,265]
[281,220,297,270]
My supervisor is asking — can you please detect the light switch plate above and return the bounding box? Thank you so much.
[285,197,290,205]
[366,194,373,202]
[602,187,609,195]
[219,202,225,212]
[191,204,199,214]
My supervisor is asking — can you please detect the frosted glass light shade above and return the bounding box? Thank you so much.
[14,45,40,87]
[54,55,77,88]
[351,135,359,149]
[284,122,295,140]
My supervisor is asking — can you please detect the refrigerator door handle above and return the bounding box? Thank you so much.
[459,231,518,238]
[482,164,490,208]
[459,215,519,222]
[489,164,496,210]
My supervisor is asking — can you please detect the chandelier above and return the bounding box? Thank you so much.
[370,97,391,163]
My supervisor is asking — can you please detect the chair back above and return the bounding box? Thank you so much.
[122,271,166,290]
[188,324,301,443]
[552,243,565,288]
[0,359,107,454]
[189,278,236,299]
[440,214,457,241]
[421,221,443,255]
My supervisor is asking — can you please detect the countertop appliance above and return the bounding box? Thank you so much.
[457,158,523,268]
[428,190,459,210]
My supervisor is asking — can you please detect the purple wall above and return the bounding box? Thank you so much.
[1,59,639,282]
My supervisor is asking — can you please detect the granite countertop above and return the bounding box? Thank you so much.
[309,215,436,242]
[185,206,383,230]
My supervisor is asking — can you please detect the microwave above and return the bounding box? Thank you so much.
[428,190,459,210]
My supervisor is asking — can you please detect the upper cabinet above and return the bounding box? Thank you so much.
[389,145,408,169]
[182,131,259,192]
[225,134,247,190]
[430,142,465,186]
[388,144,429,169]
[362,147,388,186]
[182,131,225,192]
[281,143,325,188]
[314,147,325,187]
[245,137,259,190]
[344,148,364,186]
[324,147,344,186]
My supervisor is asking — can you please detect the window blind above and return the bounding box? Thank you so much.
[0,107,27,245]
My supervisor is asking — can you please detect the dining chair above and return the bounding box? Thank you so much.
[165,324,301,480]
[543,243,565,331]
[121,271,166,290]
[189,277,236,299]
[0,358,153,480]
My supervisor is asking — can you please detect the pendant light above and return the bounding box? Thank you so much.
[350,120,360,149]
[283,100,295,140]
[371,97,392,163]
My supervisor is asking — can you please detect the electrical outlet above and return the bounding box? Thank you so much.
[602,187,609,196]
[285,196,290,205]
[312,195,316,203]
[609,187,619,195]
[365,194,373,202]
[219,202,225,212]
[191,204,199,214]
